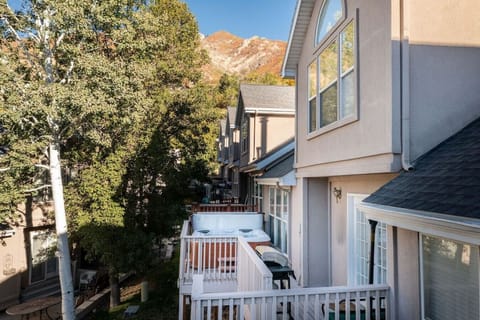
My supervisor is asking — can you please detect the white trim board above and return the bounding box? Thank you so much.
[359,202,480,245]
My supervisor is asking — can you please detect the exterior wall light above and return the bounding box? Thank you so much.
[333,187,342,202]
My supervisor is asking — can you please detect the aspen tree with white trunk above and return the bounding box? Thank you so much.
[1,0,213,316]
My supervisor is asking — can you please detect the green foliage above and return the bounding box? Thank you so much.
[214,73,240,108]
[244,71,295,86]
[123,86,222,237]
[1,0,218,282]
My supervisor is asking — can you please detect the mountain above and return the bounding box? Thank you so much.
[200,31,287,83]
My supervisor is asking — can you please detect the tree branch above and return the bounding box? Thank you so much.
[0,16,36,68]
[60,60,74,84]
[0,167,10,172]
[24,184,51,193]
[35,164,49,170]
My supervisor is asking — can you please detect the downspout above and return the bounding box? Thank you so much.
[252,110,257,160]
[368,219,378,285]
[400,0,413,171]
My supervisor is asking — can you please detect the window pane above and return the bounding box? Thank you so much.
[276,190,282,217]
[46,257,57,274]
[340,70,354,119]
[320,83,337,127]
[341,22,354,73]
[31,263,45,283]
[316,0,343,44]
[275,219,280,247]
[423,236,479,320]
[269,215,275,241]
[269,188,275,214]
[308,60,317,99]
[309,97,317,132]
[320,41,338,90]
[281,221,287,254]
[282,191,289,220]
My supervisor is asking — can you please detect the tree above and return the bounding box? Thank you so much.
[59,0,212,307]
[215,73,240,108]
[244,71,295,86]
[0,0,204,317]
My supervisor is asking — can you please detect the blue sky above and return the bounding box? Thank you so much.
[7,0,297,41]
[182,0,297,41]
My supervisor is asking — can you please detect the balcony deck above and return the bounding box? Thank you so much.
[178,213,390,320]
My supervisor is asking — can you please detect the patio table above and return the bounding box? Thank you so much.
[6,296,61,320]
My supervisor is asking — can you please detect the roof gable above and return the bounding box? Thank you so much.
[238,84,295,114]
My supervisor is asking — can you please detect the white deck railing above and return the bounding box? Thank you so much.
[237,237,273,292]
[179,221,239,284]
[191,284,389,320]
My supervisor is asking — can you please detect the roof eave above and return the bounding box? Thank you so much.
[359,202,480,245]
[281,0,315,79]
[244,108,295,115]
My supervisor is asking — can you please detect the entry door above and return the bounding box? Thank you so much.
[30,230,58,283]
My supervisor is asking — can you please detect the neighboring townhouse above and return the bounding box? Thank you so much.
[216,119,227,181]
[247,139,296,257]
[281,0,480,319]
[0,194,59,310]
[235,83,295,204]
[226,106,240,201]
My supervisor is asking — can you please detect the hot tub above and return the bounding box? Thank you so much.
[189,213,271,269]
[192,228,271,244]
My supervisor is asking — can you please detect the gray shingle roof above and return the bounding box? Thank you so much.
[239,84,295,113]
[260,153,294,179]
[364,117,480,218]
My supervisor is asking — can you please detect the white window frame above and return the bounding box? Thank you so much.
[268,186,289,255]
[420,233,480,320]
[29,230,58,284]
[347,193,387,285]
[252,181,263,213]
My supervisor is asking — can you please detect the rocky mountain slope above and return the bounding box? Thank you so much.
[200,31,287,83]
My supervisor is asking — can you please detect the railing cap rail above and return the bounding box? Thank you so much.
[191,284,390,300]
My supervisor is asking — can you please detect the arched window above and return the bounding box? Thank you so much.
[316,0,344,45]
[308,1,355,134]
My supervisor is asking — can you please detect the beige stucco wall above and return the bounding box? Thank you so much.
[0,202,55,309]
[329,173,397,285]
[0,229,25,310]
[295,0,400,175]
[402,0,480,161]
[241,113,294,167]
[406,0,480,47]
[296,0,480,174]
[391,227,421,320]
